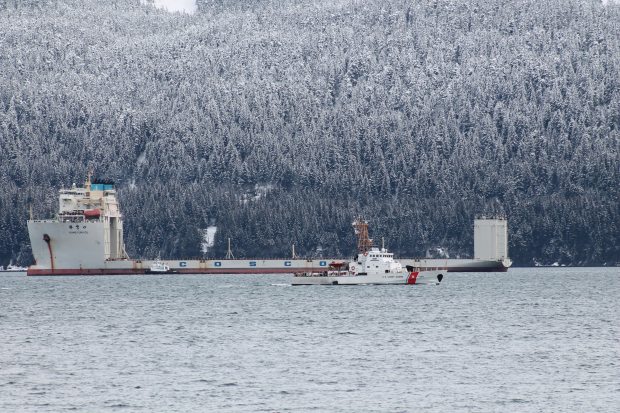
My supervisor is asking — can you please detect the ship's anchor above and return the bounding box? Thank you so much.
[43,234,54,271]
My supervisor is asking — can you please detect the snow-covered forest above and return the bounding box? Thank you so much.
[0,0,618,266]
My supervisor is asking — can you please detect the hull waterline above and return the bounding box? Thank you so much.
[27,258,510,276]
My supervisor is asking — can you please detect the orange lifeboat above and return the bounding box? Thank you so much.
[83,208,101,219]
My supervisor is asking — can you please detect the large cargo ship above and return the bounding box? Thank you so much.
[27,177,511,276]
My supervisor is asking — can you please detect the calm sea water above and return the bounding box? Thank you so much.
[1,268,618,412]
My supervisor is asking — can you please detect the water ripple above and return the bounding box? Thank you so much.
[0,268,618,412]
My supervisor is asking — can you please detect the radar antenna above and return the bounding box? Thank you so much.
[352,217,373,253]
[85,168,94,191]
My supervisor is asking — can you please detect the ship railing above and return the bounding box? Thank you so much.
[200,257,344,261]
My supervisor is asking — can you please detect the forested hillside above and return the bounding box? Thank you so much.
[0,0,618,266]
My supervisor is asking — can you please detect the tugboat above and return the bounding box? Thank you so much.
[292,218,445,286]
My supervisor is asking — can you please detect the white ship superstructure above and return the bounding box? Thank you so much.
[28,175,128,273]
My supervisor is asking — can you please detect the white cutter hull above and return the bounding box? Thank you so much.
[292,270,444,286]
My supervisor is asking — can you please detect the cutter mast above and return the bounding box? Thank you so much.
[352,217,373,254]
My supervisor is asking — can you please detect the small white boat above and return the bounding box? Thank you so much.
[0,264,28,272]
[146,259,171,274]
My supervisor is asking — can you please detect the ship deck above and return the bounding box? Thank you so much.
[27,257,510,275]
